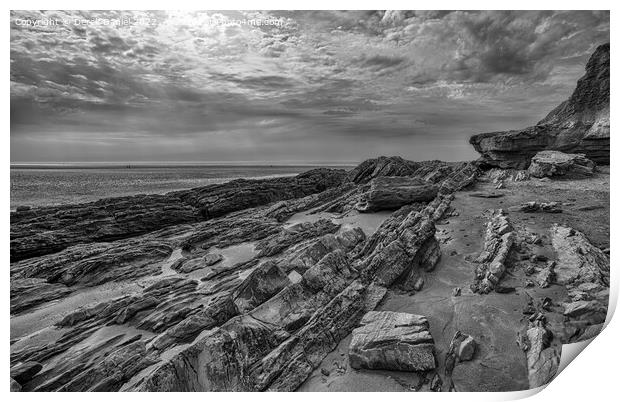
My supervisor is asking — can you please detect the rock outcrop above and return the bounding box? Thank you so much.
[528,151,595,178]
[471,210,515,294]
[346,156,420,183]
[10,169,347,262]
[470,43,609,168]
[524,324,560,388]
[510,201,562,213]
[348,311,436,371]
[355,177,438,212]
[20,152,610,392]
[551,225,609,329]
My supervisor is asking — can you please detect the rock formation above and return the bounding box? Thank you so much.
[10,169,347,262]
[551,225,609,329]
[510,201,562,213]
[524,323,560,388]
[348,311,436,371]
[355,176,438,212]
[471,210,515,294]
[9,151,610,392]
[528,151,595,178]
[470,43,609,168]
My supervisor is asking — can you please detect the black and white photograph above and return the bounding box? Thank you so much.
[8,7,612,394]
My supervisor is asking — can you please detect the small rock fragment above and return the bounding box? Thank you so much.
[457,335,476,361]
[10,378,21,392]
[10,362,42,385]
[537,263,556,288]
[430,373,443,392]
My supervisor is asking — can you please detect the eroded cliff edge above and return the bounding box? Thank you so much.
[470,43,609,168]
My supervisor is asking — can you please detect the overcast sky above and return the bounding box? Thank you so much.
[10,10,609,163]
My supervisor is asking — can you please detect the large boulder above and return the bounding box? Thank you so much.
[355,176,438,212]
[470,43,609,168]
[528,151,595,178]
[348,311,436,371]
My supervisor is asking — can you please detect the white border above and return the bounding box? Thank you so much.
[3,2,618,401]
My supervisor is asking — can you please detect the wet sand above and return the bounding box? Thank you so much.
[299,170,608,392]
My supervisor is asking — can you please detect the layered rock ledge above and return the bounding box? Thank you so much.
[349,311,436,371]
[470,43,609,168]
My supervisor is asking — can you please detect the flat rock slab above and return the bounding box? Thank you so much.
[356,176,438,212]
[468,192,504,198]
[349,311,436,372]
[528,150,595,178]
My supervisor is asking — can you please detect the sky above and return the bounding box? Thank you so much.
[10,10,610,163]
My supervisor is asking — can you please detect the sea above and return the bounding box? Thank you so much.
[10,163,355,210]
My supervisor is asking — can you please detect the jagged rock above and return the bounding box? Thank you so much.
[355,177,438,212]
[130,281,387,392]
[346,157,478,197]
[11,239,173,292]
[457,335,476,361]
[437,162,479,194]
[471,210,515,294]
[277,227,365,274]
[452,287,461,297]
[253,282,387,391]
[400,237,440,291]
[250,250,358,332]
[121,190,460,392]
[175,253,223,273]
[511,201,562,213]
[360,215,437,287]
[127,315,287,391]
[412,277,425,291]
[528,151,595,178]
[3,157,499,393]
[255,219,340,257]
[57,341,156,391]
[525,325,559,388]
[348,311,435,372]
[232,261,291,313]
[11,378,21,391]
[10,278,71,314]
[346,156,420,183]
[430,373,442,391]
[551,225,609,291]
[470,43,609,168]
[574,323,604,342]
[10,361,42,385]
[149,296,238,351]
[445,331,476,367]
[10,169,347,262]
[537,263,556,288]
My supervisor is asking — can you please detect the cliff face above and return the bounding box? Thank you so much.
[470,43,610,169]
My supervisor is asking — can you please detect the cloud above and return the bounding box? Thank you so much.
[10,10,609,162]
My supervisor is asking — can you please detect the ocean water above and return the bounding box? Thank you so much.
[10,164,353,210]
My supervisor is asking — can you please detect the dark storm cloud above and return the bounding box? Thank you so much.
[10,10,609,162]
[358,55,407,70]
